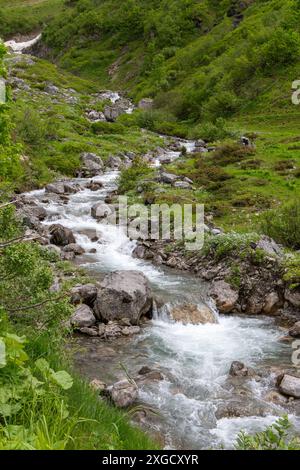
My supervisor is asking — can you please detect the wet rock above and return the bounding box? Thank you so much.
[263,292,281,315]
[122,326,141,336]
[63,182,82,194]
[61,251,75,261]
[215,400,271,420]
[170,303,217,325]
[109,380,138,408]
[49,224,76,246]
[81,152,103,177]
[278,374,300,398]
[91,202,113,220]
[264,390,288,405]
[45,182,65,195]
[285,288,300,308]
[70,304,96,328]
[229,361,256,378]
[90,379,107,392]
[79,326,99,337]
[136,370,164,383]
[107,155,122,169]
[86,180,104,191]
[63,243,85,255]
[138,366,152,375]
[70,284,98,308]
[93,270,153,324]
[289,321,300,338]
[210,280,239,313]
[132,245,146,259]
[16,202,47,227]
[104,322,122,338]
[195,139,206,148]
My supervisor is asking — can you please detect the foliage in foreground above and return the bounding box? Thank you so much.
[0,206,157,450]
[235,416,300,450]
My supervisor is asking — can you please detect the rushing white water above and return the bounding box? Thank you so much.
[4,33,41,53]
[28,149,299,450]
[152,139,196,168]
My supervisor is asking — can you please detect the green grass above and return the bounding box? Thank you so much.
[0,0,64,39]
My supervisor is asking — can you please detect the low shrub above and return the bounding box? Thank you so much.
[261,199,300,249]
[212,143,255,166]
[235,416,300,450]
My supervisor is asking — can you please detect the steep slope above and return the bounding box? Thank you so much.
[39,0,300,122]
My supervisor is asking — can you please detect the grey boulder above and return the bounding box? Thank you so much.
[93,270,153,324]
[49,224,76,246]
[70,304,96,328]
[278,374,300,398]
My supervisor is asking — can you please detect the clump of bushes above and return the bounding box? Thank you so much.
[188,118,232,142]
[261,199,300,249]
[212,143,255,166]
[202,232,260,260]
[91,121,125,135]
[118,157,153,193]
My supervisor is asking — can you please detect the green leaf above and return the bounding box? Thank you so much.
[50,370,73,390]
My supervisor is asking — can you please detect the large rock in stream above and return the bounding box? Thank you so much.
[108,380,138,408]
[93,270,153,324]
[80,152,103,177]
[170,303,217,325]
[49,224,76,246]
[209,280,239,313]
[278,374,300,398]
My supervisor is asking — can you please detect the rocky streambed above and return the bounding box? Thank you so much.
[17,150,300,450]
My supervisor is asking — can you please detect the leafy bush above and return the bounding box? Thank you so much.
[118,157,153,193]
[261,199,300,249]
[283,253,300,289]
[212,143,255,166]
[188,118,232,142]
[202,232,260,260]
[257,28,300,72]
[91,121,125,135]
[235,416,300,450]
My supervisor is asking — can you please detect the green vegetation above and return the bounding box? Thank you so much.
[235,416,300,450]
[3,54,162,192]
[0,206,157,450]
[0,0,64,39]
[261,199,300,249]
